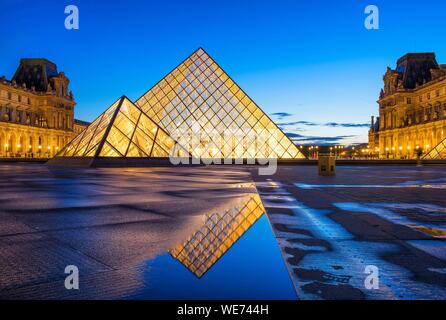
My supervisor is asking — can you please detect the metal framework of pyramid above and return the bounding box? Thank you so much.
[170,195,265,278]
[423,138,446,160]
[136,48,305,160]
[50,48,305,166]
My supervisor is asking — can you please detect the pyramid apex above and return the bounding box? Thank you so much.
[193,47,207,57]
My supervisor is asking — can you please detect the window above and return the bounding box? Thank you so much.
[407,98,412,104]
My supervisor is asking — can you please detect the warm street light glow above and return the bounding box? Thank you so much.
[38,145,42,149]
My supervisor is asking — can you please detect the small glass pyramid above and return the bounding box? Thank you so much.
[59,96,186,158]
[424,139,446,160]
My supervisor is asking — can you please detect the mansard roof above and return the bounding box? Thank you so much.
[12,58,59,92]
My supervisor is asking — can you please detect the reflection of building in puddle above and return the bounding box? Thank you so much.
[170,195,265,277]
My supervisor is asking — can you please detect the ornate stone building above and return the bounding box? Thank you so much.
[0,58,88,158]
[369,53,446,159]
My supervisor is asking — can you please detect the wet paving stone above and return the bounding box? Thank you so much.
[251,165,446,300]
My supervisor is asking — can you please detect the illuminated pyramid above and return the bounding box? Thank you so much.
[49,48,305,166]
[50,96,186,163]
[135,48,305,160]
[170,194,265,278]
[423,139,446,160]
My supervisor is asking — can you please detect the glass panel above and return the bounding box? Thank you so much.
[131,128,154,156]
[151,143,169,157]
[99,142,122,157]
[127,142,148,157]
[105,126,130,155]
[120,99,141,124]
[113,111,136,138]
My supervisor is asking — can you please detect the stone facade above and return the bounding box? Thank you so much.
[369,53,446,159]
[0,59,88,158]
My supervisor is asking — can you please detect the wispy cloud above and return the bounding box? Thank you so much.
[279,121,369,128]
[271,112,293,119]
[324,122,370,128]
[285,132,357,145]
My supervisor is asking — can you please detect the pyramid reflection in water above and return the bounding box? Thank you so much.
[170,194,265,278]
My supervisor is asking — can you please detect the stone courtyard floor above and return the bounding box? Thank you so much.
[251,165,446,300]
[0,163,446,300]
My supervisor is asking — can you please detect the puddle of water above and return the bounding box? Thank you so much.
[125,196,297,300]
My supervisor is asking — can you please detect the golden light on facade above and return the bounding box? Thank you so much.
[38,145,42,149]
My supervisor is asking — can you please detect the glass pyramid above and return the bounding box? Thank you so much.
[423,139,446,160]
[170,194,265,278]
[135,48,305,160]
[59,96,186,158]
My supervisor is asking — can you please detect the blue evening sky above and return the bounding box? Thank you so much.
[1,0,445,145]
